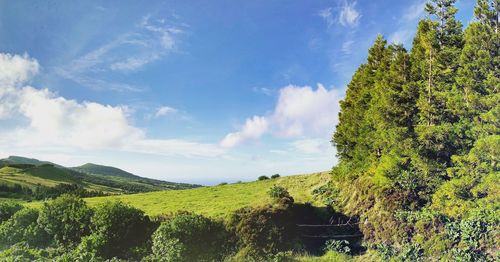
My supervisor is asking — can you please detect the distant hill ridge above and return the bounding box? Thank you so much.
[0,156,62,168]
[73,163,139,179]
[0,156,201,199]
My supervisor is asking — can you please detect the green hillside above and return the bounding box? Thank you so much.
[28,172,331,218]
[0,166,70,188]
[0,156,201,200]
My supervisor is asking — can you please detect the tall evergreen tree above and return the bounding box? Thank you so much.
[409,0,463,171]
[333,35,389,172]
[474,0,500,33]
[454,0,499,142]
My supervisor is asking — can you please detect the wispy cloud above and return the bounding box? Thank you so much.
[319,7,335,28]
[153,106,177,118]
[319,1,361,28]
[402,1,427,22]
[339,1,361,27]
[56,14,185,92]
[341,40,354,54]
[252,86,273,96]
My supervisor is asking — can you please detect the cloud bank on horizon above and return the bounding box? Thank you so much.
[0,0,475,184]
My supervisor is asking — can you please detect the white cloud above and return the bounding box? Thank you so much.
[154,106,177,118]
[339,1,361,27]
[221,116,268,147]
[0,53,222,158]
[0,53,39,87]
[221,84,343,147]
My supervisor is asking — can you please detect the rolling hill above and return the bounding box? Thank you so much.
[73,163,139,179]
[26,171,332,218]
[0,156,200,199]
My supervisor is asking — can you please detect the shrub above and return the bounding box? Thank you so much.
[0,208,49,248]
[258,176,270,181]
[37,194,93,247]
[271,174,280,179]
[399,243,424,261]
[443,212,494,261]
[312,182,340,207]
[0,242,48,261]
[229,204,299,258]
[150,212,233,262]
[267,185,294,207]
[267,185,289,199]
[323,240,351,254]
[0,201,23,223]
[79,201,153,260]
[371,243,397,260]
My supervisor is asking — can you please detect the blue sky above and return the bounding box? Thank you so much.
[0,0,476,184]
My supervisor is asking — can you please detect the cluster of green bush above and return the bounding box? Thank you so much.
[257,174,280,181]
[0,188,346,261]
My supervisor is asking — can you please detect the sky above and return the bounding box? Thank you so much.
[0,0,476,184]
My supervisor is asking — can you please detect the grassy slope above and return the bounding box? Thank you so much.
[0,166,70,188]
[24,165,78,183]
[27,172,331,218]
[0,166,120,193]
[84,172,330,218]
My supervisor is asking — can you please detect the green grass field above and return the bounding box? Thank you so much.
[27,172,331,218]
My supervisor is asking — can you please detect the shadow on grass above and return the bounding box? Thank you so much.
[290,203,365,256]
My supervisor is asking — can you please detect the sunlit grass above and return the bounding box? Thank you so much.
[27,171,331,218]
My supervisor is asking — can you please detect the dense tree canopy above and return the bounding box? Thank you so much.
[332,0,499,259]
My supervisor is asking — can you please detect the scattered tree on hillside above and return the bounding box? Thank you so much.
[258,175,270,181]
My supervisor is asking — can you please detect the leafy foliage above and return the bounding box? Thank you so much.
[150,212,233,262]
[78,201,154,259]
[0,208,49,248]
[37,194,93,247]
[0,201,23,223]
[228,204,300,258]
[323,240,351,254]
